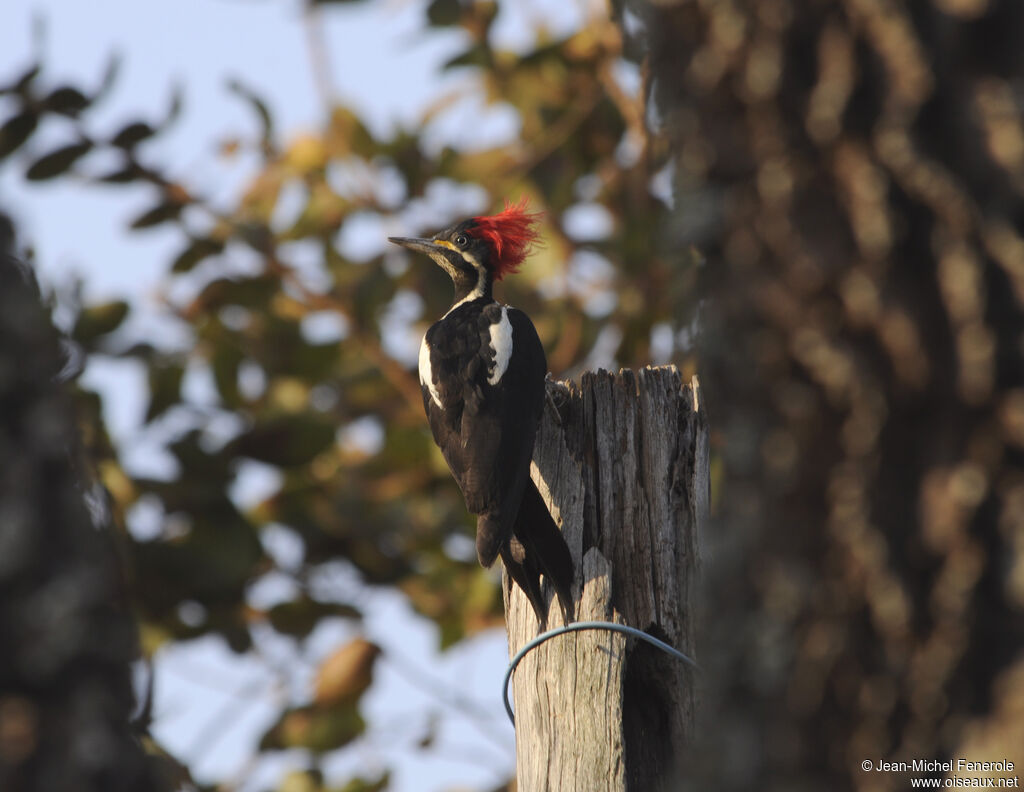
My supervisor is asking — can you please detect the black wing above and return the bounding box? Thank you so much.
[422,304,546,565]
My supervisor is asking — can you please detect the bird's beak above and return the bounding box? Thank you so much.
[387,236,452,257]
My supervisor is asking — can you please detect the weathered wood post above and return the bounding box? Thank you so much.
[503,366,708,792]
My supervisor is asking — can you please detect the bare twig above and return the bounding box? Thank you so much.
[302,0,338,110]
[381,646,513,752]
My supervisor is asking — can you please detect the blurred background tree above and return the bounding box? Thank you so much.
[638,1,1024,789]
[0,1,690,790]
[0,216,164,792]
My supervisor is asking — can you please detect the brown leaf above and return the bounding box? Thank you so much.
[313,638,381,706]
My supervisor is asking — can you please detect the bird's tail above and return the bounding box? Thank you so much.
[509,480,575,626]
[500,539,548,627]
[476,513,504,569]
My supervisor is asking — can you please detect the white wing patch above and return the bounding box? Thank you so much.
[419,335,443,408]
[487,307,514,386]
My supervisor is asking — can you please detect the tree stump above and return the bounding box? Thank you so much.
[503,366,707,792]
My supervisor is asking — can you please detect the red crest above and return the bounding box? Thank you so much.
[467,198,542,280]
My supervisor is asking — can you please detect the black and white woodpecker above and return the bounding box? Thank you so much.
[389,200,574,626]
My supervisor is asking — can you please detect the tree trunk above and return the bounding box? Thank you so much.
[629,2,1024,790]
[0,226,162,792]
[503,366,707,792]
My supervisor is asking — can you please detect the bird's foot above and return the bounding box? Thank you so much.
[544,375,564,425]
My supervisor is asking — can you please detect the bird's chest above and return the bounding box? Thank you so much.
[419,303,513,411]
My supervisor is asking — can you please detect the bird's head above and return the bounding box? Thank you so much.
[388,199,541,299]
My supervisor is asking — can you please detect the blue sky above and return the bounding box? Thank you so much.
[1,1,593,789]
[2,0,463,299]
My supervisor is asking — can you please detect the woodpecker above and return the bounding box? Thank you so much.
[389,200,574,626]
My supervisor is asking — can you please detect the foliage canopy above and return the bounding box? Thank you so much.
[0,3,688,789]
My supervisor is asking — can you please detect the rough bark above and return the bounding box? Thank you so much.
[0,217,161,792]
[503,366,707,792]
[628,1,1024,789]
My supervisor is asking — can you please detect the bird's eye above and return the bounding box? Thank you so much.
[454,234,468,247]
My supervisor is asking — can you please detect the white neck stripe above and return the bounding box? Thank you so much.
[443,260,488,318]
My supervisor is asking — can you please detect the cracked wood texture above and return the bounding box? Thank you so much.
[503,366,707,792]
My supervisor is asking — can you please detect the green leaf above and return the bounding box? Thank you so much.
[111,121,156,149]
[328,107,375,158]
[97,163,143,184]
[233,413,336,467]
[193,275,278,314]
[259,705,365,753]
[145,362,184,422]
[278,770,321,792]
[444,43,490,70]
[0,112,37,159]
[223,622,253,653]
[42,86,90,117]
[25,141,92,180]
[337,774,389,792]
[6,63,40,96]
[171,237,225,273]
[211,344,243,405]
[72,300,130,344]
[266,595,360,638]
[130,201,182,230]
[227,79,274,147]
[427,0,461,26]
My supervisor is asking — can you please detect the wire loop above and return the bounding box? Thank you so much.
[503,620,698,725]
